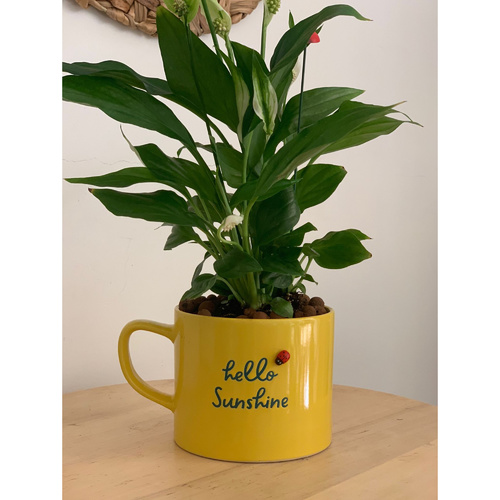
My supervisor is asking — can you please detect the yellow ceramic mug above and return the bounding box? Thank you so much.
[118,307,334,462]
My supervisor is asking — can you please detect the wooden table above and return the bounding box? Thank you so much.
[63,381,437,499]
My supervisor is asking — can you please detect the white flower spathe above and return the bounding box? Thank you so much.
[292,58,302,83]
[220,211,244,232]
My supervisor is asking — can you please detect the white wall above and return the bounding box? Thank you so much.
[63,0,437,403]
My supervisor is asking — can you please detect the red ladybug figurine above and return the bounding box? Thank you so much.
[275,350,291,365]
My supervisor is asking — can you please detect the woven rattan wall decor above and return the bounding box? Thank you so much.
[72,0,262,36]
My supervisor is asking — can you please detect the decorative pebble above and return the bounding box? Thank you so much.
[244,308,256,318]
[179,299,195,313]
[269,312,284,319]
[193,296,206,307]
[301,305,317,317]
[298,294,310,308]
[309,297,324,307]
[198,309,211,316]
[253,311,270,319]
[198,300,215,313]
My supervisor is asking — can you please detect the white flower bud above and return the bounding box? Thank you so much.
[266,0,281,15]
[220,212,244,232]
[202,0,232,37]
[173,0,189,17]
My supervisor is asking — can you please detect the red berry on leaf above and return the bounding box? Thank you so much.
[309,32,320,44]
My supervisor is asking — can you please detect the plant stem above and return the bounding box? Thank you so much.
[184,21,234,228]
[216,277,246,304]
[217,225,244,251]
[294,47,307,190]
[291,256,312,292]
[198,240,218,259]
[208,118,230,146]
[224,35,235,63]
[199,0,223,58]
[260,5,267,59]
[241,199,256,254]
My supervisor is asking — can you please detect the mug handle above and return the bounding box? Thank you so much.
[118,319,176,411]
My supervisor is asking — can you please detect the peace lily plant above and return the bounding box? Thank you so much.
[63,1,416,317]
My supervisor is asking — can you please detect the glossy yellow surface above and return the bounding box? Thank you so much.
[118,308,334,462]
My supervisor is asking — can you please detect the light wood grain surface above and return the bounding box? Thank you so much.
[63,381,437,499]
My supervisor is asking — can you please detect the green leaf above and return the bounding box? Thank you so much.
[232,42,267,98]
[295,164,347,212]
[272,222,317,247]
[344,229,371,241]
[216,144,244,189]
[210,280,232,297]
[260,247,304,277]
[303,273,318,285]
[65,167,159,188]
[318,116,405,155]
[245,122,268,173]
[270,297,293,318]
[63,75,197,153]
[90,189,202,226]
[261,272,293,289]
[302,245,320,258]
[270,5,370,73]
[189,196,223,223]
[268,87,364,153]
[224,58,250,141]
[156,7,239,131]
[256,100,401,196]
[63,75,196,151]
[309,229,372,269]
[191,252,211,283]
[133,143,218,204]
[230,179,296,209]
[252,53,278,136]
[249,186,301,246]
[268,5,369,104]
[63,60,222,123]
[63,60,172,96]
[214,248,263,279]
[164,225,202,250]
[182,273,217,300]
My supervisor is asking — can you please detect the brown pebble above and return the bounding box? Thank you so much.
[315,306,327,315]
[309,297,324,307]
[179,300,195,313]
[294,310,304,318]
[253,311,270,319]
[301,305,317,317]
[269,312,285,319]
[193,296,206,307]
[198,300,215,313]
[298,294,310,307]
[198,309,211,316]
[244,308,256,318]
